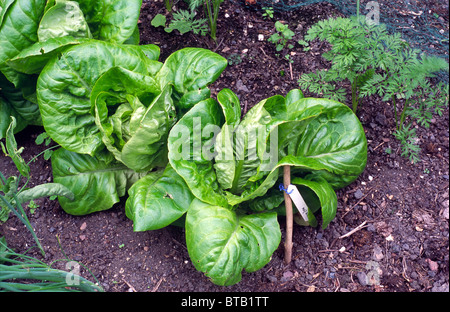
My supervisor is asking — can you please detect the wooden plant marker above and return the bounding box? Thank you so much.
[283,165,293,264]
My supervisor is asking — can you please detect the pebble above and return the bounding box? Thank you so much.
[427,259,439,271]
[295,258,306,269]
[372,245,384,261]
[410,280,421,290]
[236,79,249,93]
[354,189,364,200]
[375,113,387,126]
[432,283,449,292]
[281,271,294,283]
[442,205,449,220]
[266,274,278,283]
[356,271,369,286]
[392,244,401,253]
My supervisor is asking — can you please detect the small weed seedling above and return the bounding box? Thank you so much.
[35,132,55,160]
[262,7,274,19]
[268,21,297,79]
[268,21,295,52]
[227,53,243,66]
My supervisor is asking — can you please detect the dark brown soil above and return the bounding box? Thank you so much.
[1,0,448,295]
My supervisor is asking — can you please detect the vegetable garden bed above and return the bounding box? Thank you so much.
[1,0,449,293]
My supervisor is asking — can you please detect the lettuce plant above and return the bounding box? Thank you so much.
[0,0,143,139]
[37,41,227,215]
[126,88,367,285]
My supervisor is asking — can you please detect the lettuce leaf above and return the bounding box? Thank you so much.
[125,164,195,231]
[51,148,146,215]
[185,199,281,286]
[37,40,161,156]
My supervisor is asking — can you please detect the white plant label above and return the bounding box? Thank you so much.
[287,184,309,222]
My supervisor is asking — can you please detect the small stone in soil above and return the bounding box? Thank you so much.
[354,189,364,199]
[372,245,384,261]
[356,271,369,286]
[281,271,294,282]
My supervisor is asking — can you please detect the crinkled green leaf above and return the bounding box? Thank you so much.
[125,165,195,231]
[136,44,160,62]
[7,36,89,75]
[123,24,140,45]
[37,41,162,156]
[0,0,46,64]
[243,186,285,213]
[120,91,176,171]
[0,73,41,127]
[212,89,241,190]
[90,66,161,112]
[214,91,279,195]
[75,0,142,44]
[37,0,92,42]
[93,72,175,171]
[168,98,227,207]
[285,98,368,189]
[215,89,318,203]
[186,199,281,286]
[0,0,46,87]
[51,148,146,215]
[156,48,227,108]
[0,0,15,25]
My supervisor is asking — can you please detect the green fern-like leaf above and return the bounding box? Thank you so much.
[165,9,208,36]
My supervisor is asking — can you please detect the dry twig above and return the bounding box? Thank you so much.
[122,277,137,292]
[339,220,368,239]
[151,278,164,292]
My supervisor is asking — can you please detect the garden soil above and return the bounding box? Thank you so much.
[1,0,448,294]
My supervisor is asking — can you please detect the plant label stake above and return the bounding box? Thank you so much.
[283,165,293,264]
[286,185,309,223]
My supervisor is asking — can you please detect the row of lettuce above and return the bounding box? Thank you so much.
[0,0,367,286]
